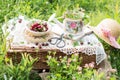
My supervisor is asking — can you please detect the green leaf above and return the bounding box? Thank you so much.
[73,41,79,47]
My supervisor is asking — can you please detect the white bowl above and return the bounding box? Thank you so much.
[24,33,53,43]
[25,19,52,37]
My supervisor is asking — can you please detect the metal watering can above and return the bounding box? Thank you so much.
[48,13,93,41]
[48,13,83,35]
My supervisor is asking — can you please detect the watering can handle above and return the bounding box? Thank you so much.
[48,13,65,31]
[53,18,65,29]
[48,13,56,22]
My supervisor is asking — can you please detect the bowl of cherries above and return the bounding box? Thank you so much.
[25,19,51,36]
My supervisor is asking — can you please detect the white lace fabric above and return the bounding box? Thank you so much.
[3,16,106,65]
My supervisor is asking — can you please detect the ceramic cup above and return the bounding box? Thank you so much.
[63,18,83,34]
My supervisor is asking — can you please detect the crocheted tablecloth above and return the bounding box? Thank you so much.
[3,16,106,65]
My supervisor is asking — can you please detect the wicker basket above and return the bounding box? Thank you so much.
[7,47,104,70]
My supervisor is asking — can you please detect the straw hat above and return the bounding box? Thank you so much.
[89,18,120,49]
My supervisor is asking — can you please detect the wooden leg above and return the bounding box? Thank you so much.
[98,58,116,78]
[39,72,49,80]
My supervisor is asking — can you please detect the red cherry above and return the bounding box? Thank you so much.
[35,43,39,45]
[43,23,47,27]
[37,25,42,28]
[45,43,49,46]
[32,23,39,27]
[31,26,36,31]
[31,25,35,29]
[80,42,83,45]
[31,24,40,31]
[45,27,48,31]
[18,19,22,23]
[38,44,42,49]
[42,43,45,46]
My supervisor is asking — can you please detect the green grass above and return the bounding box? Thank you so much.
[0,0,120,79]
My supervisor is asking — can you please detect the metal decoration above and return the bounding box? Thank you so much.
[48,33,66,48]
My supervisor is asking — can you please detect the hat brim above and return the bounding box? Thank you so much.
[89,26,120,49]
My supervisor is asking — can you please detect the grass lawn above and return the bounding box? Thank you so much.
[0,0,120,79]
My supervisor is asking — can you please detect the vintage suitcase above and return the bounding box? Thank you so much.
[7,46,104,70]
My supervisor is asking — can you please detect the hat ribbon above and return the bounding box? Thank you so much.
[101,28,120,48]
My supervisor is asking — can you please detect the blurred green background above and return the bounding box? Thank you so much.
[0,0,120,78]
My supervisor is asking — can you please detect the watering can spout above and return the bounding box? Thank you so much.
[48,13,65,30]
